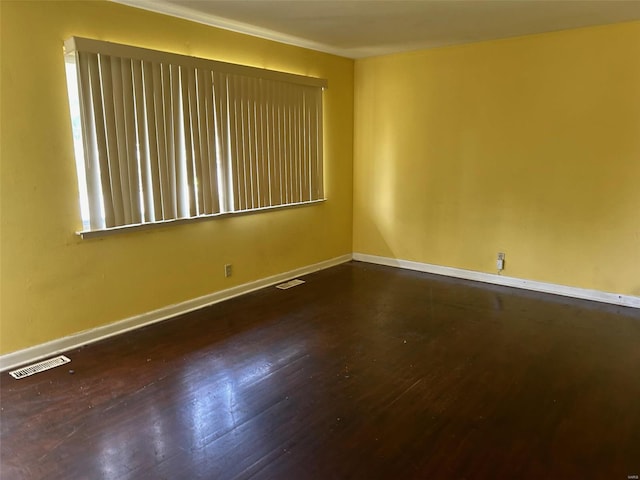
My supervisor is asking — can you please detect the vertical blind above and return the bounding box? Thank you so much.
[65,37,326,232]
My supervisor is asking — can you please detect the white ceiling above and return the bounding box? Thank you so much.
[116,0,640,58]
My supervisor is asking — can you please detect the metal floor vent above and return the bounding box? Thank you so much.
[276,279,306,290]
[9,355,71,379]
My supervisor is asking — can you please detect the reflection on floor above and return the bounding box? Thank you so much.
[2,261,639,479]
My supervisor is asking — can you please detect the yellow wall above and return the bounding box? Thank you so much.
[354,22,640,296]
[0,1,354,354]
[1,2,638,356]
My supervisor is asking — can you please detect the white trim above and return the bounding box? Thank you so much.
[111,0,350,58]
[4,251,636,372]
[78,199,327,240]
[0,254,352,372]
[353,253,640,309]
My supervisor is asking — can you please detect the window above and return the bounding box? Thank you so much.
[64,37,326,235]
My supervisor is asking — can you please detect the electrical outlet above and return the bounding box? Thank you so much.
[224,264,232,278]
[497,252,505,271]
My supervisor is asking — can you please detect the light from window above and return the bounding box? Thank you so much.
[64,37,326,234]
[65,61,93,230]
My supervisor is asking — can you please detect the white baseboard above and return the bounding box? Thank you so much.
[353,253,640,309]
[0,254,352,372]
[4,252,636,372]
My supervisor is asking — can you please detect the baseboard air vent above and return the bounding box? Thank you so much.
[276,279,305,290]
[9,355,71,379]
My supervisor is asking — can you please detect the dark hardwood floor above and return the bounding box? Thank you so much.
[1,261,639,479]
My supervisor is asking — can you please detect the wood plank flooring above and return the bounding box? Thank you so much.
[1,261,639,479]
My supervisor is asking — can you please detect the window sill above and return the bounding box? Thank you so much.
[77,198,326,240]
